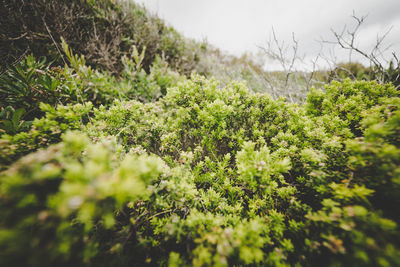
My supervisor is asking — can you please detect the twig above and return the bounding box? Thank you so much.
[42,18,67,66]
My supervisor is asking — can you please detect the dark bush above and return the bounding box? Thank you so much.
[0,0,200,75]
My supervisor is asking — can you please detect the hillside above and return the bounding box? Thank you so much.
[1,0,399,266]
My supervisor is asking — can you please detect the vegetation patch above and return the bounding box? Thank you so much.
[1,0,399,266]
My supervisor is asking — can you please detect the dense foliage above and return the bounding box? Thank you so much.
[1,0,201,75]
[1,51,399,266]
[1,0,399,266]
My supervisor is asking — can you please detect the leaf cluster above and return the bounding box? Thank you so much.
[1,72,399,266]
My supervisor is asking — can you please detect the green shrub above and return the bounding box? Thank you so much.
[0,132,164,266]
[306,79,399,137]
[0,47,184,170]
[0,106,32,135]
[0,55,63,119]
[0,102,93,168]
[3,2,398,265]
[0,77,399,266]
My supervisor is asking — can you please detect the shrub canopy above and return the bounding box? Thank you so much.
[1,74,399,266]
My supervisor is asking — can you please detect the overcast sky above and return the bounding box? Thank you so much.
[134,0,400,70]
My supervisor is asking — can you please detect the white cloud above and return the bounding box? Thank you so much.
[134,0,400,69]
